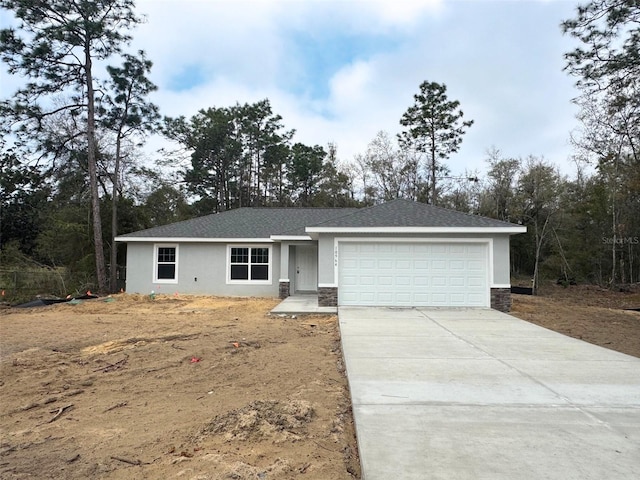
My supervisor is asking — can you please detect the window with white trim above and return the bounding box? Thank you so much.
[228,246,271,283]
[154,244,178,283]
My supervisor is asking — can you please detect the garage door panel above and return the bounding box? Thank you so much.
[414,292,429,302]
[467,259,485,270]
[414,260,428,270]
[379,259,393,269]
[432,260,447,270]
[432,276,447,287]
[396,260,412,270]
[378,292,394,302]
[450,260,465,270]
[341,292,357,302]
[395,244,413,254]
[468,293,486,303]
[342,258,358,268]
[342,275,359,286]
[450,293,466,303]
[360,292,375,302]
[431,293,447,304]
[338,242,488,307]
[414,244,430,254]
[360,259,376,269]
[449,245,466,254]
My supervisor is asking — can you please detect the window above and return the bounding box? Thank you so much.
[154,245,178,283]
[228,246,271,283]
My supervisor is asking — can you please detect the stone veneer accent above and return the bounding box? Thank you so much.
[318,287,338,307]
[279,281,290,299]
[490,287,511,312]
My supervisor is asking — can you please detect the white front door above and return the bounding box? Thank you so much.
[296,245,318,292]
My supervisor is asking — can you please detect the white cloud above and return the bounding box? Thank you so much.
[1,0,582,176]
[366,0,445,26]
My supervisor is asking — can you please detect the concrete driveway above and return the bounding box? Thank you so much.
[339,307,640,480]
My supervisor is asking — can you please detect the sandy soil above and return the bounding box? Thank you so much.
[2,285,639,479]
[0,295,360,479]
[511,284,640,358]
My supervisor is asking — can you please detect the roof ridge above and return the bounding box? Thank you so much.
[275,207,360,234]
[242,206,354,210]
[419,200,518,225]
[304,198,429,228]
[305,202,388,228]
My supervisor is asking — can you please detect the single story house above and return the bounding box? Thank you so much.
[115,199,526,311]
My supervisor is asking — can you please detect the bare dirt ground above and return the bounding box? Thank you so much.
[2,285,639,479]
[0,295,360,479]
[511,284,640,358]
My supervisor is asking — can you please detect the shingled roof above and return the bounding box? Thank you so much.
[117,207,359,239]
[306,198,521,229]
[117,199,523,241]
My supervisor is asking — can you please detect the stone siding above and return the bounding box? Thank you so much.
[279,281,290,299]
[490,287,511,312]
[318,287,338,307]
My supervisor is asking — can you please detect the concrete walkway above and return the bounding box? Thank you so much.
[270,294,337,315]
[339,307,640,480]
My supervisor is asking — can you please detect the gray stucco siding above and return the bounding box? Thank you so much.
[124,242,280,297]
[491,235,511,285]
[317,232,513,287]
[125,243,154,293]
[318,235,336,285]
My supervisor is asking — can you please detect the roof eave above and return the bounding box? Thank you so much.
[269,235,313,241]
[304,226,527,234]
[114,236,275,243]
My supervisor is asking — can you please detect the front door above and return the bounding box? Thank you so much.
[296,245,318,292]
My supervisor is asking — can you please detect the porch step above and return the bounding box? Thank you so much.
[270,295,337,315]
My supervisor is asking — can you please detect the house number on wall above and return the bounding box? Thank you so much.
[334,245,338,267]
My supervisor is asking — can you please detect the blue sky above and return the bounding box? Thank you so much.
[1,0,584,177]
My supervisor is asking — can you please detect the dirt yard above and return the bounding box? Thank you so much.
[2,286,639,479]
[511,284,640,358]
[0,295,360,479]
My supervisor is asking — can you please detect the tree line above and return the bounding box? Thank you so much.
[1,0,639,297]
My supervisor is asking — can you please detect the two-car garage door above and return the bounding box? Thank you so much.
[338,242,489,307]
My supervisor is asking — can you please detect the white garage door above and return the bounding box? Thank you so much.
[338,242,489,307]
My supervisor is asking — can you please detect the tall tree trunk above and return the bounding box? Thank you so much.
[611,217,616,287]
[430,130,437,205]
[217,154,226,212]
[532,215,551,296]
[110,133,122,293]
[610,169,617,287]
[85,45,107,292]
[630,242,636,284]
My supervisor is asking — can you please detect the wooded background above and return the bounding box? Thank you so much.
[1,0,638,300]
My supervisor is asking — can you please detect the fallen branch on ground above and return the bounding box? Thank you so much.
[93,356,128,373]
[110,455,149,466]
[103,402,128,413]
[46,404,73,424]
[313,440,339,452]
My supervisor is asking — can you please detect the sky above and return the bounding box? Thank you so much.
[1,0,584,177]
